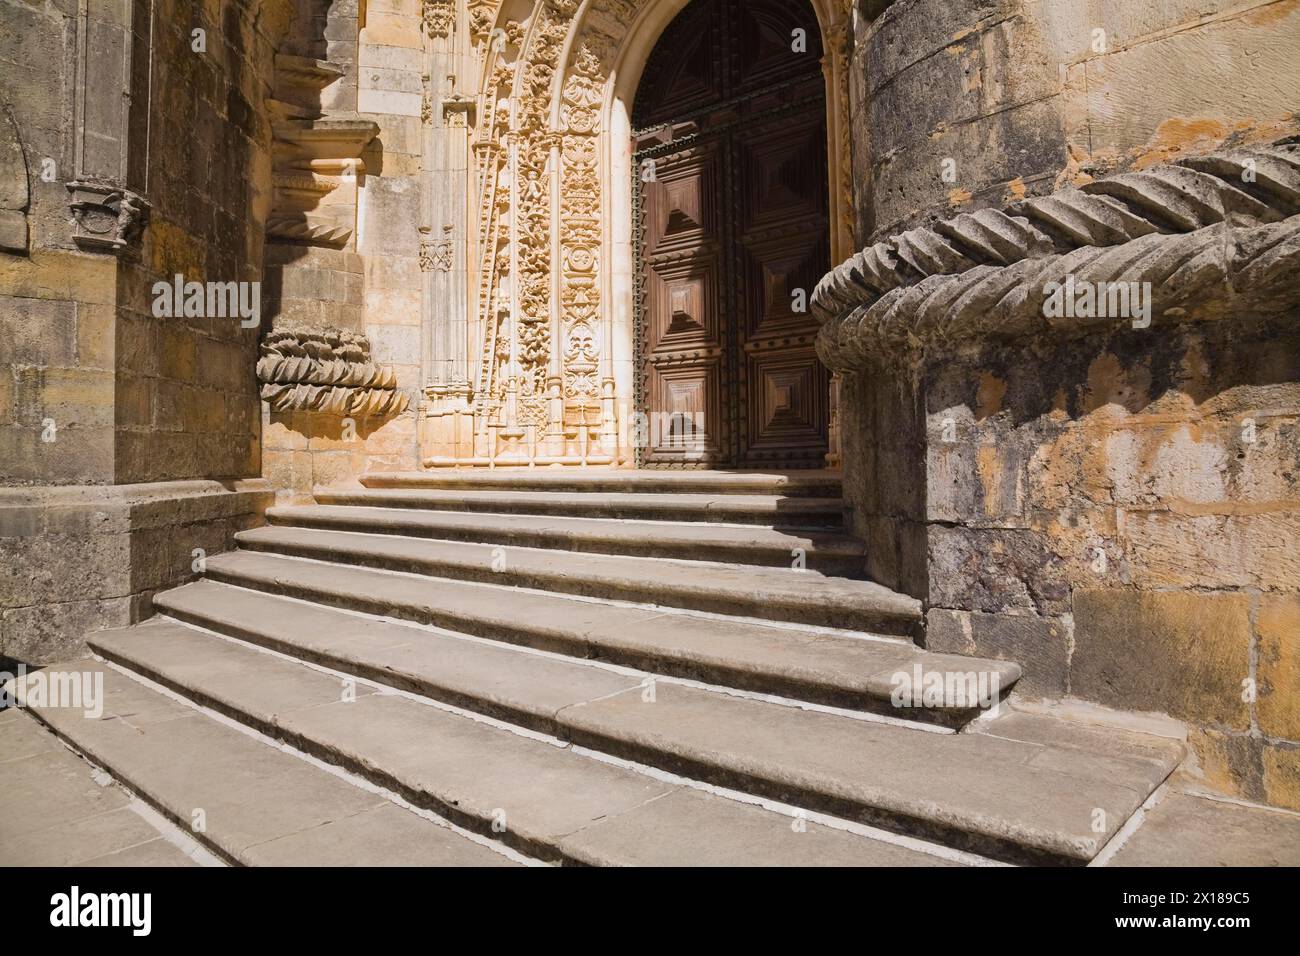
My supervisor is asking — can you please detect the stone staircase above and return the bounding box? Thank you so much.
[26,470,1184,866]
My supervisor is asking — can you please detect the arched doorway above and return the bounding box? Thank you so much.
[632,0,830,469]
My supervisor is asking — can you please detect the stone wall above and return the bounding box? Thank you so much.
[0,0,282,662]
[852,0,1300,235]
[835,0,1300,808]
[921,316,1300,810]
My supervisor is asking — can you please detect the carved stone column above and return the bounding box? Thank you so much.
[421,0,475,461]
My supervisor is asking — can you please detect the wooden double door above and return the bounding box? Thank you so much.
[634,0,830,469]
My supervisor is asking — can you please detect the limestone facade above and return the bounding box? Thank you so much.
[1,0,1298,809]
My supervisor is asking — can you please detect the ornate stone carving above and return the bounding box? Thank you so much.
[559,32,613,402]
[420,224,455,272]
[67,181,150,253]
[258,328,410,417]
[467,0,502,43]
[422,0,455,38]
[811,140,1300,371]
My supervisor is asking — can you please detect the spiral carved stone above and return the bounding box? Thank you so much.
[257,328,410,417]
[811,139,1300,371]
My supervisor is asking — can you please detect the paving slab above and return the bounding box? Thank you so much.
[0,710,194,867]
[555,788,964,867]
[0,705,64,762]
[25,660,515,867]
[1109,790,1300,866]
[181,566,1012,720]
[234,525,921,633]
[81,839,199,867]
[243,802,513,867]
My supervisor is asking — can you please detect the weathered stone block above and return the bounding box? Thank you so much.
[1257,593,1300,741]
[1072,589,1251,728]
[1261,742,1300,813]
[0,596,133,664]
[1124,511,1300,591]
[160,323,198,382]
[1188,726,1265,804]
[74,302,115,371]
[0,296,77,366]
[928,525,1070,615]
[926,607,1070,698]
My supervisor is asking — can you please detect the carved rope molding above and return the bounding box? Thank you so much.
[811,139,1300,372]
[257,329,411,417]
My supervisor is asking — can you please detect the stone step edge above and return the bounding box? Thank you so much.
[359,471,845,498]
[196,552,955,717]
[23,659,531,868]
[86,624,1010,867]
[232,528,923,635]
[266,506,867,574]
[154,579,983,733]
[314,488,848,527]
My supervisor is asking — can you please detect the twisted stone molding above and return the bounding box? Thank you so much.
[812,139,1300,371]
[257,328,410,417]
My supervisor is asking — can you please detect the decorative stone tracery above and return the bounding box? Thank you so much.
[421,0,856,467]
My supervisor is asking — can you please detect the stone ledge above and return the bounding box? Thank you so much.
[0,479,274,664]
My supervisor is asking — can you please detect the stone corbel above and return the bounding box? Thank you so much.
[258,327,410,417]
[268,118,379,247]
[66,180,151,254]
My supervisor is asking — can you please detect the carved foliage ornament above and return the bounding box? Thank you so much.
[422,0,455,38]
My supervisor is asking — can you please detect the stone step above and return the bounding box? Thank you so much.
[232,525,921,634]
[156,577,1018,725]
[266,504,868,575]
[22,659,518,867]
[314,486,847,528]
[75,625,962,866]
[87,617,1182,865]
[361,469,844,498]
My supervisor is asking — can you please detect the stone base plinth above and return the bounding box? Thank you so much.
[0,479,274,664]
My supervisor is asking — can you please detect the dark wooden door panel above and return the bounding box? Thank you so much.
[635,0,828,469]
[732,112,829,468]
[641,139,729,466]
